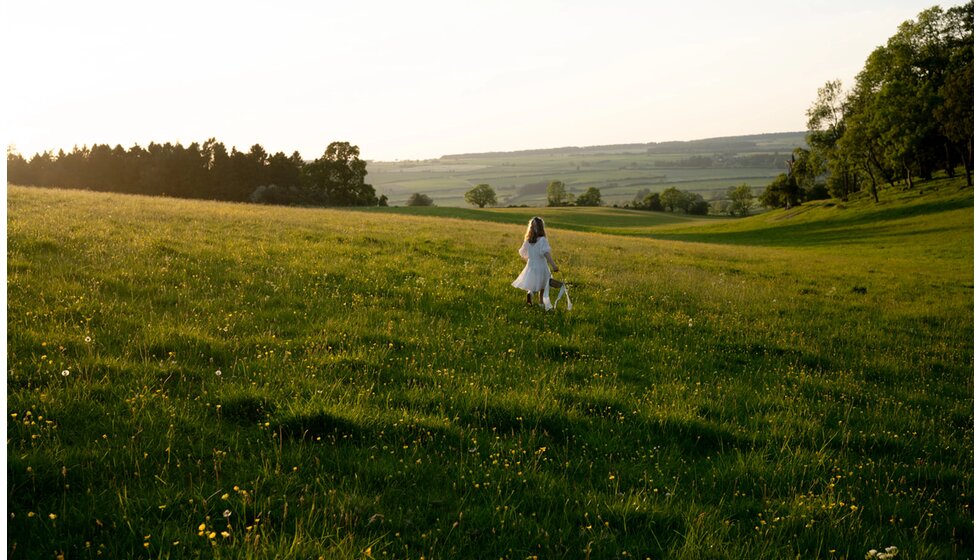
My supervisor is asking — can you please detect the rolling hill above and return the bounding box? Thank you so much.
[367,131,806,207]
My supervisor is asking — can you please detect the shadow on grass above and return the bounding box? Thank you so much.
[276,410,461,447]
[644,196,973,247]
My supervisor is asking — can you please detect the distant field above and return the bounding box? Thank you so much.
[367,132,806,206]
[7,176,972,559]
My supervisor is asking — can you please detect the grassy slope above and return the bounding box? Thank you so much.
[6,178,973,559]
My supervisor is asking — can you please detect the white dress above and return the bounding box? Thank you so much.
[511,237,552,292]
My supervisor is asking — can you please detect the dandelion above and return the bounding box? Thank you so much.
[215,369,222,377]
[84,336,91,343]
[61,370,70,377]
[48,513,57,520]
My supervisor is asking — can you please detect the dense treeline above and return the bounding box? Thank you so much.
[764,2,973,208]
[627,186,711,215]
[6,139,380,206]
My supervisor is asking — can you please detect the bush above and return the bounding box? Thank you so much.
[406,193,435,207]
[688,197,710,215]
[249,184,310,205]
[575,187,602,207]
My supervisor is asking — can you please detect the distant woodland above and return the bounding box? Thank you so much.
[6,140,381,207]
[763,2,973,207]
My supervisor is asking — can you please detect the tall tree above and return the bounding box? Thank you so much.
[812,2,974,198]
[934,36,974,184]
[807,80,860,200]
[760,173,801,209]
[303,142,377,206]
[546,180,570,207]
[7,147,31,185]
[727,184,754,216]
[267,151,303,189]
[660,187,684,212]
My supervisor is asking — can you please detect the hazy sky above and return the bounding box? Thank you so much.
[2,0,958,162]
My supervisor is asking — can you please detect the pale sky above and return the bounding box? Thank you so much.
[2,0,959,162]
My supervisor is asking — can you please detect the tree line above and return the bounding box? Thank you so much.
[546,181,603,207]
[6,139,382,206]
[627,185,752,216]
[763,2,973,208]
[654,153,789,170]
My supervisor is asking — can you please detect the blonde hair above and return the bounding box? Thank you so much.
[524,216,546,243]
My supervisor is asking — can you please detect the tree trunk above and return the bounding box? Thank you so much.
[960,145,972,186]
[864,161,879,202]
[961,139,973,187]
[944,142,956,178]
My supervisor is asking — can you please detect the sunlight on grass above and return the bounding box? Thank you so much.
[6,181,973,559]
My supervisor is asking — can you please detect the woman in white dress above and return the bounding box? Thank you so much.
[512,216,566,309]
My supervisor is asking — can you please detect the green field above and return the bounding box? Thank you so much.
[367,132,805,207]
[6,177,973,559]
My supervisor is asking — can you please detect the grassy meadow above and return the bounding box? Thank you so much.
[6,178,973,559]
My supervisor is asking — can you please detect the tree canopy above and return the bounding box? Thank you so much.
[464,184,497,208]
[546,181,572,207]
[575,187,602,207]
[779,2,973,208]
[7,139,379,207]
[727,184,754,216]
[628,187,708,215]
[303,142,376,206]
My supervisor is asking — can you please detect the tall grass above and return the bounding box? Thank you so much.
[6,181,972,559]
